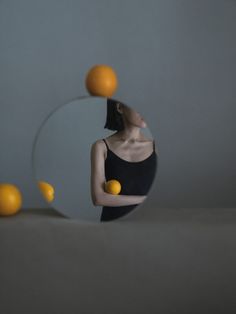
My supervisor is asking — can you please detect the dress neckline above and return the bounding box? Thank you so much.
[107,148,155,164]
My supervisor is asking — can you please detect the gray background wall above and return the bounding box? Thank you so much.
[0,0,235,210]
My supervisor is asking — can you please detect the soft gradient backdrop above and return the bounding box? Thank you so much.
[0,0,235,212]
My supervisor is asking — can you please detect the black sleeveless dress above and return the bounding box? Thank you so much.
[100,138,158,222]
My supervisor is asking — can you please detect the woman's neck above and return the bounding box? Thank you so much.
[115,126,142,142]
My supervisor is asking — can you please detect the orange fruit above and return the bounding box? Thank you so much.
[85,64,118,97]
[0,183,22,216]
[38,181,55,202]
[104,179,121,195]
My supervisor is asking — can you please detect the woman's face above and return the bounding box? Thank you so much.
[117,103,147,128]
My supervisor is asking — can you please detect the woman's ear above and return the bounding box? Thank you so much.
[116,103,123,114]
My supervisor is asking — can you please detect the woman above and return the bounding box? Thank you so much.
[90,98,158,222]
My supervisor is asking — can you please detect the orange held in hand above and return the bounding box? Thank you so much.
[0,183,22,216]
[85,64,118,97]
[104,179,121,195]
[38,181,55,202]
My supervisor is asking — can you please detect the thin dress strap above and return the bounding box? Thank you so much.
[153,140,155,152]
[102,139,109,151]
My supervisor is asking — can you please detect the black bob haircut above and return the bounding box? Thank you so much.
[104,98,125,131]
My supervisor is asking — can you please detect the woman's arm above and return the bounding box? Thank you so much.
[90,140,147,207]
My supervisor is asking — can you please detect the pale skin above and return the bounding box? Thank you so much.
[90,102,158,207]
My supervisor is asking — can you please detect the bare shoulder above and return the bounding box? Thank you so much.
[90,139,106,155]
[91,139,104,146]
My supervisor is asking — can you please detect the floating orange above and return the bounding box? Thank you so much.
[85,64,118,97]
[0,183,22,216]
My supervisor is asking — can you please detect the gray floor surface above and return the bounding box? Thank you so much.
[1,208,236,314]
